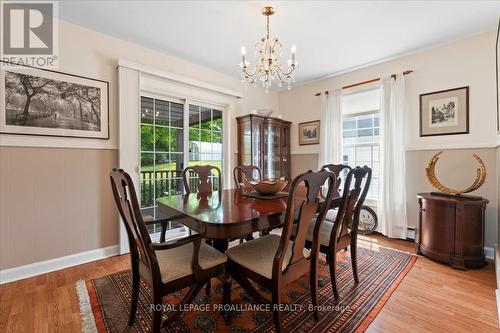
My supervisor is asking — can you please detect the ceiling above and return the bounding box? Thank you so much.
[59,1,500,85]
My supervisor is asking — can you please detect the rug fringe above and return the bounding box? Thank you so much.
[75,280,98,333]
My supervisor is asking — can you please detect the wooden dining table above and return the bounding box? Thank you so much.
[156,187,341,253]
[156,188,290,252]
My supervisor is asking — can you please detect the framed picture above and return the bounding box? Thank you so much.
[419,86,469,137]
[0,61,109,139]
[298,120,320,145]
[496,17,500,133]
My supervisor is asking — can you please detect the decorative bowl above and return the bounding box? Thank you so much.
[250,177,287,195]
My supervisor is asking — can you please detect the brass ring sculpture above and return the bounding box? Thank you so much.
[425,151,487,195]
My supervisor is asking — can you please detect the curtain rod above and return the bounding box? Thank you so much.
[314,70,413,96]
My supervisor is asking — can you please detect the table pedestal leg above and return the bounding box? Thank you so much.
[212,239,229,253]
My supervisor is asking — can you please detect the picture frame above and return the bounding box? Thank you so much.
[419,86,469,137]
[496,17,500,133]
[298,120,320,145]
[0,61,109,139]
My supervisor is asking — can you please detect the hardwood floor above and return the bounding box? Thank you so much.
[0,235,497,332]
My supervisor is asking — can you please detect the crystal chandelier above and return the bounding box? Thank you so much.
[240,6,297,92]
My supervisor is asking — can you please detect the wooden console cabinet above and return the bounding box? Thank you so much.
[417,193,488,270]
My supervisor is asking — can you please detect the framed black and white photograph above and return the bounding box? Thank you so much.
[419,86,469,137]
[298,120,320,145]
[0,61,109,139]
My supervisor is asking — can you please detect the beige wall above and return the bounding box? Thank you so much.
[0,20,279,270]
[279,31,499,248]
[290,154,318,178]
[0,147,117,269]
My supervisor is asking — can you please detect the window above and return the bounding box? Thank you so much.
[342,87,380,201]
[139,97,224,237]
[188,104,223,191]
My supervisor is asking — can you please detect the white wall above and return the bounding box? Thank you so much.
[279,31,498,154]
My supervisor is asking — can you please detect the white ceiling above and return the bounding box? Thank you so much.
[59,1,500,85]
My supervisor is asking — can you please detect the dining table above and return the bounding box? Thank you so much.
[156,187,341,253]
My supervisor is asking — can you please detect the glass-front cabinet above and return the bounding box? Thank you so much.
[237,114,291,180]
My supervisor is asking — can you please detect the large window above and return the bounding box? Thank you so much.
[139,97,224,220]
[342,87,380,200]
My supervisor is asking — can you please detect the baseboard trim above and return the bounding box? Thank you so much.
[485,246,495,261]
[496,244,500,326]
[0,245,120,285]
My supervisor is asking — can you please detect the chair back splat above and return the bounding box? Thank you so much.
[278,169,336,275]
[110,169,160,283]
[183,165,222,194]
[332,166,372,244]
[320,163,352,197]
[233,165,262,189]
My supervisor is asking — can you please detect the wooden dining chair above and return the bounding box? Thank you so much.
[226,169,336,332]
[183,165,222,194]
[110,169,229,332]
[319,164,352,221]
[233,165,262,189]
[304,166,372,301]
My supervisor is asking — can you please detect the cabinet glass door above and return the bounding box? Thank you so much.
[251,118,262,170]
[263,123,281,180]
[281,125,289,179]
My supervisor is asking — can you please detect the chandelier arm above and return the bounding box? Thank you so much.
[276,64,295,78]
[242,66,256,79]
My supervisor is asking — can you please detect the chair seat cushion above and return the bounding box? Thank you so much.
[325,208,338,222]
[225,234,310,279]
[292,209,338,246]
[155,241,227,283]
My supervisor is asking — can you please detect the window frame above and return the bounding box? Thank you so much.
[139,93,225,211]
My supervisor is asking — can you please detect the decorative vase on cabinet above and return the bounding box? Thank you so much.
[236,114,291,180]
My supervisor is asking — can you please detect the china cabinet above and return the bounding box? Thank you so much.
[236,114,291,180]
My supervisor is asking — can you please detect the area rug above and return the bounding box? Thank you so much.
[76,242,416,333]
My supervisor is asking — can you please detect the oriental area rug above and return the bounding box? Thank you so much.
[77,242,416,333]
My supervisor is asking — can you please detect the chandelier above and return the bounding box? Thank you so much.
[240,6,297,92]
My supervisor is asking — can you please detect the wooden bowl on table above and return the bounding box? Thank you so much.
[250,177,288,195]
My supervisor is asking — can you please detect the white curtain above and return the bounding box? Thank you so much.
[318,89,343,169]
[378,74,408,239]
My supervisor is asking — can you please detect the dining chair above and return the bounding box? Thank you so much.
[319,164,352,221]
[183,165,222,194]
[225,169,336,332]
[110,169,229,332]
[233,165,263,242]
[304,166,372,301]
[233,165,262,189]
